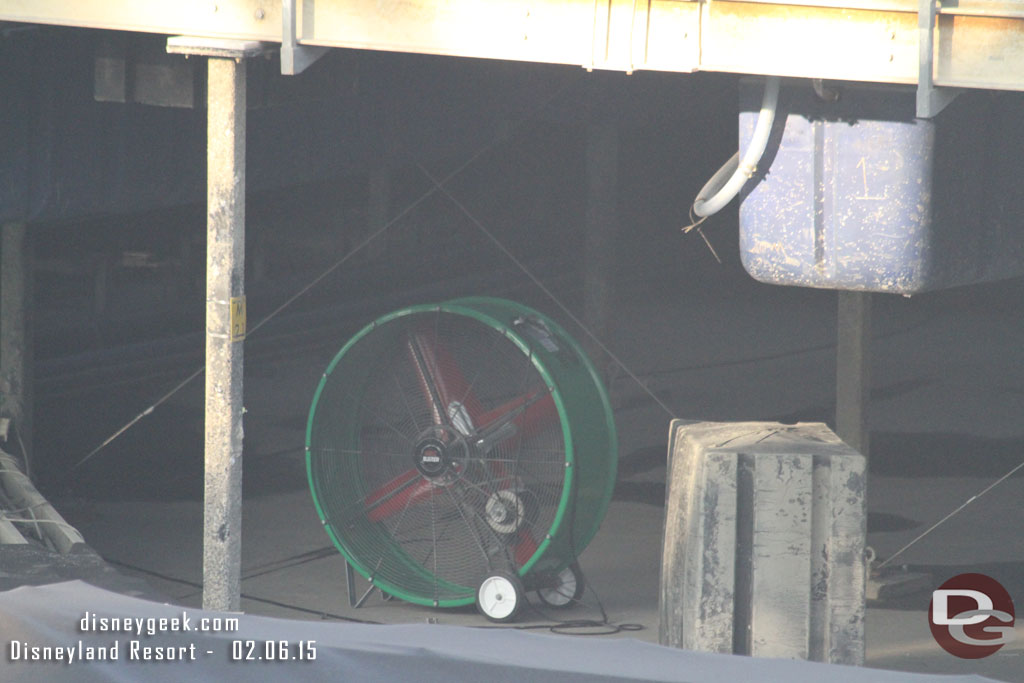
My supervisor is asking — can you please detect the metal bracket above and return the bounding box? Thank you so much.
[344,560,392,607]
[166,36,268,60]
[282,0,329,76]
[917,0,961,118]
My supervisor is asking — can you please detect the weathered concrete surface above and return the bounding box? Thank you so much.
[660,421,866,665]
[203,56,247,613]
[660,435,737,653]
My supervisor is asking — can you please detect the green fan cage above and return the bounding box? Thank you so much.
[306,297,617,608]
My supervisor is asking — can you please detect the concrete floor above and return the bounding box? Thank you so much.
[28,266,1024,681]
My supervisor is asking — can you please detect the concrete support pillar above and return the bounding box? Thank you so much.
[203,56,247,613]
[836,291,871,458]
[0,222,33,476]
[583,121,618,361]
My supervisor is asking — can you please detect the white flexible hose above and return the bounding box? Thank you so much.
[692,76,781,218]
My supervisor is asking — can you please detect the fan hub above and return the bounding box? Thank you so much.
[413,436,453,478]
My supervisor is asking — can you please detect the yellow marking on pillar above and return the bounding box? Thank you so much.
[230,296,246,342]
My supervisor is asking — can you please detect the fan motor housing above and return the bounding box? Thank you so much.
[306,297,617,608]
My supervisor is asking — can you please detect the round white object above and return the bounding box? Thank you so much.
[477,574,521,621]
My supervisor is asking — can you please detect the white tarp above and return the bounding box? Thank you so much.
[0,581,996,683]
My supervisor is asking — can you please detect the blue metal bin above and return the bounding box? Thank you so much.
[738,82,1024,293]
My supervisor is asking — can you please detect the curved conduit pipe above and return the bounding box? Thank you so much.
[692,76,781,218]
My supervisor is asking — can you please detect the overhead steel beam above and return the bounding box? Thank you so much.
[6,0,1024,91]
[0,1,275,40]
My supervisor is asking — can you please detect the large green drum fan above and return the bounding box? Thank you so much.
[306,297,617,621]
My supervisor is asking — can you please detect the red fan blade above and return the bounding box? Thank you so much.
[365,469,435,522]
[476,392,557,441]
[407,328,486,427]
[512,529,540,568]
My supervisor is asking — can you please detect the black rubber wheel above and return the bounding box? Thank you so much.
[536,562,585,608]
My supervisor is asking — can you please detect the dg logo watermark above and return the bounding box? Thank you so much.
[929,573,1016,659]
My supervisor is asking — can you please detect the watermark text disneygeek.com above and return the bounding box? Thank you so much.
[6,610,241,664]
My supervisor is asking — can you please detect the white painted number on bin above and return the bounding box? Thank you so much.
[855,157,885,201]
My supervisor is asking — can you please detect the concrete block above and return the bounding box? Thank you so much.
[660,442,736,653]
[659,421,866,665]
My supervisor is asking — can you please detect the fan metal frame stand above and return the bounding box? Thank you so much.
[344,560,393,608]
[343,556,584,613]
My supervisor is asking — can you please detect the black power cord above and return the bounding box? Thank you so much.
[526,576,644,637]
